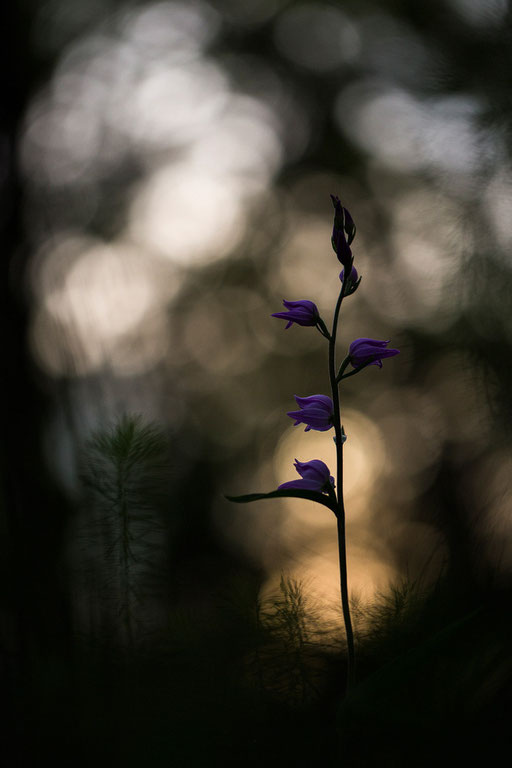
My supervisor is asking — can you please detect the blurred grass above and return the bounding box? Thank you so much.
[17,569,511,767]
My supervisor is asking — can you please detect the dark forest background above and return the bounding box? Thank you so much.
[4,1,512,765]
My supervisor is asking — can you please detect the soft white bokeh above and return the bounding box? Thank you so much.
[273,3,360,71]
[30,238,171,376]
[335,82,494,180]
[129,164,246,264]
[23,1,289,379]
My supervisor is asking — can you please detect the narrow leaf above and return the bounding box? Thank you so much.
[225,488,337,514]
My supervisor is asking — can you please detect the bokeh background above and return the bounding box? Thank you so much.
[4,0,512,764]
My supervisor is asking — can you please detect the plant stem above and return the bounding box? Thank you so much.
[328,275,355,693]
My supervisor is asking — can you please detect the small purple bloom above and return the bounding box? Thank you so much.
[271,299,319,329]
[330,195,356,267]
[349,338,400,369]
[278,459,335,493]
[339,266,358,284]
[287,394,334,432]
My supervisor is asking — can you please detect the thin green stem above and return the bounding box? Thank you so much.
[316,318,331,341]
[338,358,372,381]
[336,356,351,382]
[328,268,355,694]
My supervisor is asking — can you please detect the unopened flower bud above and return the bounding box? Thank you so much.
[330,195,356,267]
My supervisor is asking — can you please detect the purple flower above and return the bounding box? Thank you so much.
[287,394,334,432]
[271,299,319,329]
[349,338,400,369]
[330,195,356,268]
[278,459,335,492]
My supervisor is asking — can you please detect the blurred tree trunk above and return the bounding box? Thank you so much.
[1,2,73,759]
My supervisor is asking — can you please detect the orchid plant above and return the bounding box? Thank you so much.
[227,196,399,693]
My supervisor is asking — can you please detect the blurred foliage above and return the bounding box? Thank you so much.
[18,570,511,766]
[77,415,170,646]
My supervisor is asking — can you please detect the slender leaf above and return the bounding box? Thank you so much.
[225,488,337,514]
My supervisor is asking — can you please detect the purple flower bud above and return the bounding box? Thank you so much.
[271,299,319,329]
[339,266,358,284]
[287,394,334,432]
[348,338,400,369]
[330,195,356,267]
[278,459,335,493]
